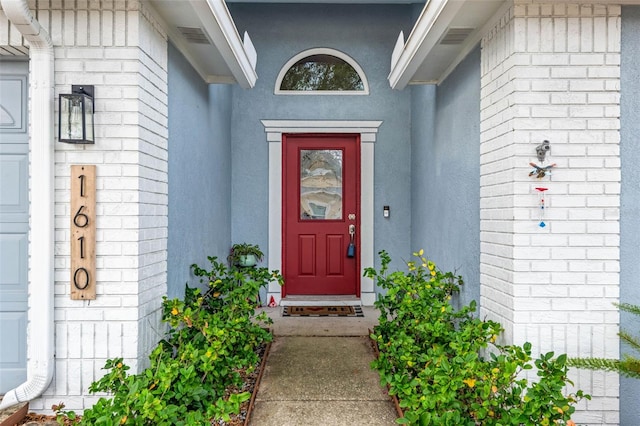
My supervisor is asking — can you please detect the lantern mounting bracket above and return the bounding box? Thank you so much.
[72,85,94,98]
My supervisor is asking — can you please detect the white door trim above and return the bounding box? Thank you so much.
[261,120,382,306]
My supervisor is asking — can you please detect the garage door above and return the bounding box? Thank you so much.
[0,59,28,393]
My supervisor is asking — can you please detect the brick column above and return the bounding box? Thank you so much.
[480,3,620,424]
[4,0,170,412]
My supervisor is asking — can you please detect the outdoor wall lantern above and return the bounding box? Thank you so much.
[59,85,95,144]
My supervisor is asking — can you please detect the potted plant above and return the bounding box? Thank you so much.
[228,243,264,267]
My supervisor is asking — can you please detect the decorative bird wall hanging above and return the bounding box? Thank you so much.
[529,162,556,179]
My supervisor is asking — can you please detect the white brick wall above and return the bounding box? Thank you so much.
[480,2,620,424]
[131,1,168,372]
[1,0,168,412]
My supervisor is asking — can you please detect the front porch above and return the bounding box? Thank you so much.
[1,0,638,423]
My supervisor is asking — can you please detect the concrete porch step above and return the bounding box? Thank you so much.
[259,306,380,337]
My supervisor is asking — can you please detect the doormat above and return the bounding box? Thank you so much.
[282,305,364,317]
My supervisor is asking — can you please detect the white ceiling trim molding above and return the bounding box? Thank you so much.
[147,0,258,88]
[388,0,507,89]
[261,120,382,306]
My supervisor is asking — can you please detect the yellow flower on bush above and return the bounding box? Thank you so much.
[463,378,476,388]
[171,307,178,316]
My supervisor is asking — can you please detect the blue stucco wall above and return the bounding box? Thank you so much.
[410,84,437,250]
[228,4,414,274]
[410,46,481,310]
[167,43,232,298]
[620,6,640,424]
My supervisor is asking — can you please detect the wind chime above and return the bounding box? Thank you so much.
[529,140,555,228]
[534,187,548,228]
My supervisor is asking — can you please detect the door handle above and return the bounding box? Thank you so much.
[347,225,356,258]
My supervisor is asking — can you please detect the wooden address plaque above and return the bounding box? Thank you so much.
[70,165,96,300]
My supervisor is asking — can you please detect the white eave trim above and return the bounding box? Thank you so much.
[388,0,465,90]
[191,0,257,88]
[148,0,257,88]
[437,0,512,84]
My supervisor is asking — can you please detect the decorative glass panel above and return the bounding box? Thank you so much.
[300,150,343,220]
[281,55,364,91]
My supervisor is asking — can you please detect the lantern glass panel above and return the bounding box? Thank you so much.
[84,96,94,142]
[59,93,94,144]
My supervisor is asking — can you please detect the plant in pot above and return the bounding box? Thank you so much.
[228,243,264,267]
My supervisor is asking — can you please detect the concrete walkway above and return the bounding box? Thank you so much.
[249,307,398,426]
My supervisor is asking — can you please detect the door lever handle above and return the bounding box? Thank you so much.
[347,225,356,258]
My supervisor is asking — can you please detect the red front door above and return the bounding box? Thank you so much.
[283,134,360,296]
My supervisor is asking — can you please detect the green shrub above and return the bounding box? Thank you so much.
[79,256,282,425]
[366,250,589,426]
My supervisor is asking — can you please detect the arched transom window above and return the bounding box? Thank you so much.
[275,48,369,95]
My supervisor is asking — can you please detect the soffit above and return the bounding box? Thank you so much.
[146,0,257,88]
[389,0,507,88]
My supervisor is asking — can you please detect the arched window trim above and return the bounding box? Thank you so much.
[275,48,370,96]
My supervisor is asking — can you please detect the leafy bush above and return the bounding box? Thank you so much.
[79,256,282,425]
[366,250,589,426]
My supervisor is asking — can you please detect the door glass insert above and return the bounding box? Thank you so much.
[300,149,343,220]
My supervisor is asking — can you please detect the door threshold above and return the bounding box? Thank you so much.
[280,296,362,306]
